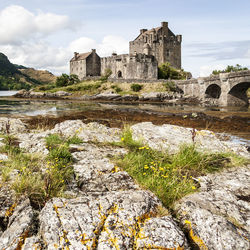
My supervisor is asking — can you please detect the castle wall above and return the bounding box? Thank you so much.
[101,54,158,80]
[86,52,101,77]
[70,59,86,80]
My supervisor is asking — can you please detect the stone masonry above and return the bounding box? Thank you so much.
[70,22,181,80]
[129,21,182,69]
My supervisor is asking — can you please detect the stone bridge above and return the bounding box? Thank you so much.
[176,70,250,106]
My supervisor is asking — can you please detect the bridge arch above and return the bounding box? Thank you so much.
[227,81,250,106]
[205,84,221,99]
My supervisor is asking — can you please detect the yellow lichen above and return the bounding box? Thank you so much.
[5,203,17,217]
[184,220,208,249]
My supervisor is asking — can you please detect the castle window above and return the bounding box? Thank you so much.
[166,49,170,57]
[117,71,122,78]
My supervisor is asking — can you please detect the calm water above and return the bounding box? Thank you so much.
[0,91,18,97]
[0,91,249,147]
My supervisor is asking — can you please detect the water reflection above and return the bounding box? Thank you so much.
[0,97,249,117]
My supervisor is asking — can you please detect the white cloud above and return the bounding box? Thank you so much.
[69,37,97,53]
[0,5,72,45]
[98,35,128,56]
[0,34,129,75]
[199,64,226,77]
[69,35,129,56]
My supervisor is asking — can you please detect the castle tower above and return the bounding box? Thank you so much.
[129,21,182,69]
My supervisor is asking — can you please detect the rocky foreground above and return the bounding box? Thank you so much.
[0,118,249,249]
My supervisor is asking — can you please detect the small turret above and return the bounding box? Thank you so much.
[140,29,147,34]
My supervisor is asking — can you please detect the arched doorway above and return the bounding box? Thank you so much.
[228,82,250,106]
[117,71,122,78]
[205,84,221,98]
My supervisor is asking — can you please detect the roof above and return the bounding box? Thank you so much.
[132,26,175,42]
[70,52,92,62]
[133,26,162,41]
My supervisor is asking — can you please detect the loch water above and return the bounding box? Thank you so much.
[0,91,249,147]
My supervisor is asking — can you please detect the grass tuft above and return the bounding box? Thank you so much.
[0,133,83,209]
[116,128,245,209]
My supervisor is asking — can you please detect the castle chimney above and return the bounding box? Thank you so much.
[140,29,147,34]
[161,21,168,28]
[74,52,78,59]
[176,35,182,43]
[92,49,96,53]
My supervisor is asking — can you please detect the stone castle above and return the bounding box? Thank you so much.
[70,22,182,80]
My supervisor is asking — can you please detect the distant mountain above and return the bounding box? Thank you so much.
[0,53,19,76]
[20,68,57,84]
[0,53,56,90]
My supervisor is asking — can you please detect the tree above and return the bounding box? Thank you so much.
[212,64,248,75]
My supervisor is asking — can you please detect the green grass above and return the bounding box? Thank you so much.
[116,128,246,209]
[0,133,83,209]
[35,80,103,95]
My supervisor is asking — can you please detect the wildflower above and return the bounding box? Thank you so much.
[143,173,146,175]
[184,220,191,224]
[192,186,196,190]
[159,167,164,171]
[144,166,149,169]
[121,137,124,141]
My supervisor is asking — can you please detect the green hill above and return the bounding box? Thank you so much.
[0,53,19,76]
[0,53,56,90]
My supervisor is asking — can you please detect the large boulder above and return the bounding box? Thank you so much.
[39,191,188,249]
[0,199,34,250]
[174,165,250,250]
[51,120,121,143]
[71,143,136,193]
[131,122,249,157]
[0,118,27,134]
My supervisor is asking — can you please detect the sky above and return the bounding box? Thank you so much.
[0,0,249,77]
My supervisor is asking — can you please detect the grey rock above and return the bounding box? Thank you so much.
[0,199,34,250]
[39,190,188,249]
[22,236,42,249]
[174,165,250,250]
[91,93,122,101]
[120,94,139,101]
[0,182,15,219]
[0,154,8,160]
[0,118,27,134]
[51,120,121,143]
[54,91,72,97]
[131,122,250,157]
[29,91,45,98]
[136,216,189,249]
[18,132,49,154]
[72,143,136,193]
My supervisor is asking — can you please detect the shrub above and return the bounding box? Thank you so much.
[158,62,188,80]
[163,81,177,92]
[56,73,80,87]
[100,68,112,82]
[131,83,143,92]
[111,85,122,93]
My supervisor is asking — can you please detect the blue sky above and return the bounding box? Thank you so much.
[0,0,249,77]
